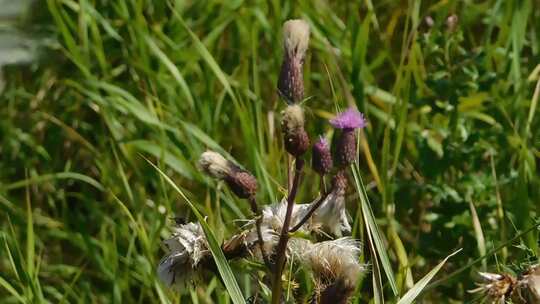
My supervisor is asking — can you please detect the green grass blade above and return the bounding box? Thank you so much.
[0,275,24,303]
[144,35,195,109]
[3,172,104,191]
[397,249,461,304]
[351,164,398,295]
[146,158,246,304]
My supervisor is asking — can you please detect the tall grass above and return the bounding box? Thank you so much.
[0,0,538,302]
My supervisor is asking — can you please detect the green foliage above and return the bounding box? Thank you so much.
[0,0,539,303]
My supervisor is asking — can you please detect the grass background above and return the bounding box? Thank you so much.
[1,0,539,303]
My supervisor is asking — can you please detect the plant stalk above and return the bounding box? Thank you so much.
[289,190,331,233]
[271,158,304,304]
[249,197,271,269]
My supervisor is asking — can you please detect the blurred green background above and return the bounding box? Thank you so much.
[0,0,539,303]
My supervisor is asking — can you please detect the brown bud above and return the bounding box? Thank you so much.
[334,129,357,168]
[285,128,309,157]
[312,136,332,175]
[331,170,348,195]
[225,167,258,199]
[318,280,355,304]
[282,105,309,156]
[278,56,304,103]
[277,19,310,103]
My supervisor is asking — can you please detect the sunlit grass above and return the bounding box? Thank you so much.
[0,0,539,303]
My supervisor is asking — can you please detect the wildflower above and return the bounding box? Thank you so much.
[329,107,366,168]
[312,136,333,175]
[199,151,258,199]
[290,238,366,304]
[278,19,310,103]
[157,222,209,289]
[282,104,309,156]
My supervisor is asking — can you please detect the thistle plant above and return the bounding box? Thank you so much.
[469,265,540,303]
[157,19,369,303]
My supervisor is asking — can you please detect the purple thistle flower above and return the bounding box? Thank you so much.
[329,107,366,130]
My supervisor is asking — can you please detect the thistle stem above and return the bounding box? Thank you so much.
[271,158,304,304]
[248,197,271,269]
[289,190,331,233]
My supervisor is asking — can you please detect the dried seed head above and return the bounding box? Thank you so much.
[291,237,365,292]
[278,19,310,103]
[283,19,310,59]
[198,151,231,179]
[312,136,333,175]
[226,168,258,199]
[469,272,516,302]
[157,222,209,289]
[331,170,348,194]
[311,172,351,237]
[282,105,309,156]
[513,265,540,303]
[318,279,356,304]
[282,104,305,132]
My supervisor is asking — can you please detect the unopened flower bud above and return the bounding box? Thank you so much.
[329,108,366,168]
[312,136,332,175]
[334,129,357,168]
[225,167,258,199]
[282,105,310,156]
[198,151,258,199]
[278,19,310,103]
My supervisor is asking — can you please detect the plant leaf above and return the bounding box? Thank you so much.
[397,249,462,304]
[351,164,398,295]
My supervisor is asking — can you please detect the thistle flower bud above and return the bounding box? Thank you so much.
[278,19,310,103]
[199,151,231,179]
[225,168,258,199]
[282,105,310,156]
[329,108,366,168]
[312,136,332,175]
[198,151,258,199]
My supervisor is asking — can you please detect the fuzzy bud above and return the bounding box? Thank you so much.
[278,19,310,103]
[312,136,333,175]
[199,151,258,199]
[199,151,232,179]
[282,105,309,156]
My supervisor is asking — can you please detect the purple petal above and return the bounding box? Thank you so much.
[314,136,329,151]
[329,107,366,129]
